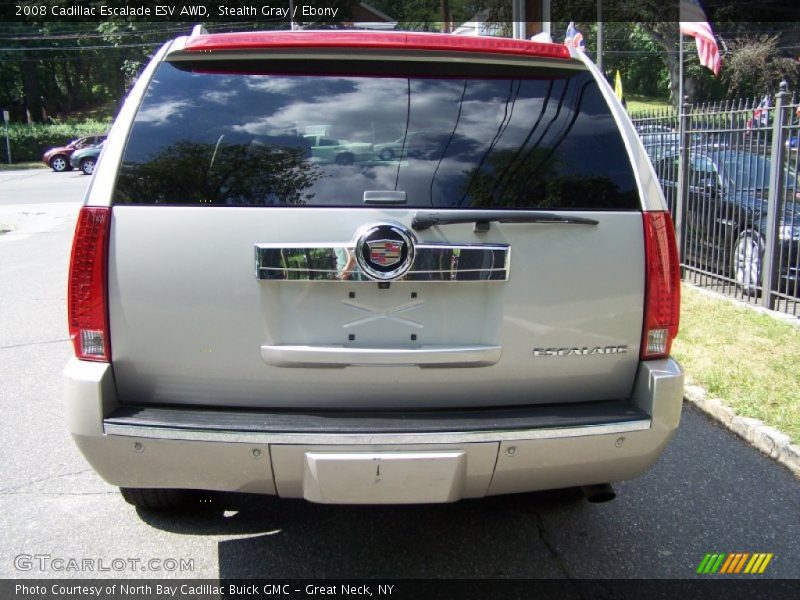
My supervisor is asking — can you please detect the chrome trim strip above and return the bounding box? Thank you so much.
[103,419,651,445]
[255,242,510,281]
[261,344,502,368]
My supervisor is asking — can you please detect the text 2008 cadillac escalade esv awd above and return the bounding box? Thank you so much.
[64,30,682,509]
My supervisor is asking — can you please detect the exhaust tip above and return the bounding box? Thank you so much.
[581,483,616,503]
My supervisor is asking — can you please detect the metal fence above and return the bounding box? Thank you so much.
[632,82,800,317]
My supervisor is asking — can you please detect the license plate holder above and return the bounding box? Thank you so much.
[302,451,466,504]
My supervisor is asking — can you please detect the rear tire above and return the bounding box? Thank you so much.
[49,155,69,172]
[119,487,190,510]
[731,229,764,297]
[80,158,96,175]
[335,152,355,165]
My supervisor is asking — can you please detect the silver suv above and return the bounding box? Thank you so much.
[65,30,683,509]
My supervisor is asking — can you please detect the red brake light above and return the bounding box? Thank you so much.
[184,31,572,60]
[68,207,111,362]
[641,212,680,359]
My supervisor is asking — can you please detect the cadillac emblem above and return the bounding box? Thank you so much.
[354,222,415,281]
[368,240,403,267]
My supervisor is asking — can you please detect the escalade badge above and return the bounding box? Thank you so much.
[355,222,415,281]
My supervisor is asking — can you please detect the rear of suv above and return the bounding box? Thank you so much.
[65,31,682,509]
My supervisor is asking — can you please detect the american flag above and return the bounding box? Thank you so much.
[680,0,721,76]
[753,94,771,127]
[564,22,585,51]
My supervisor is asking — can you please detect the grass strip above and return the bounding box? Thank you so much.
[0,162,46,171]
[672,285,799,442]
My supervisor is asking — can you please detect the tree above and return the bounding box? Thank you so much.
[115,140,322,206]
[721,35,800,98]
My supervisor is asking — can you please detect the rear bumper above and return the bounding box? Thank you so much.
[64,358,683,504]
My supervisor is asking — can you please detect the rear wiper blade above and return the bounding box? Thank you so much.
[411,210,599,231]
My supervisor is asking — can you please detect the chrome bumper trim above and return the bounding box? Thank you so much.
[103,419,651,445]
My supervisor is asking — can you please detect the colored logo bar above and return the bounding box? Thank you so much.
[696,553,774,574]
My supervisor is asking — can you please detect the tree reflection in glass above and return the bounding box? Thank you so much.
[116,138,322,205]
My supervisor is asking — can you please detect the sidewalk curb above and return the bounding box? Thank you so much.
[684,384,800,478]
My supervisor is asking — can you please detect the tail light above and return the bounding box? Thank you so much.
[641,212,680,359]
[67,207,111,362]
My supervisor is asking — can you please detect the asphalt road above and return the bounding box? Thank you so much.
[0,169,798,581]
[0,167,89,205]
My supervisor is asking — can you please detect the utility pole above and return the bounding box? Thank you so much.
[597,0,603,72]
[3,110,10,164]
[440,0,451,33]
[512,0,526,39]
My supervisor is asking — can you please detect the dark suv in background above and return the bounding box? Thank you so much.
[654,149,800,296]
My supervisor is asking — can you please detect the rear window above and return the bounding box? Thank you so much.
[113,59,639,210]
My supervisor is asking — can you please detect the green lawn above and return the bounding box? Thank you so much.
[672,285,800,442]
[627,94,672,115]
[0,161,45,171]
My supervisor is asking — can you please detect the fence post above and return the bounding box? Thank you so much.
[761,81,789,309]
[675,96,692,267]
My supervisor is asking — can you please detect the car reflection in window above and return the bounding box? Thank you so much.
[303,135,374,166]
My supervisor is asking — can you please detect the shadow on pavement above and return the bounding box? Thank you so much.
[136,490,587,578]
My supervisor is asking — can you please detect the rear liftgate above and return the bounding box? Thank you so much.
[258,220,508,502]
[256,220,509,368]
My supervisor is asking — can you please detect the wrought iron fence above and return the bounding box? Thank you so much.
[632,83,800,317]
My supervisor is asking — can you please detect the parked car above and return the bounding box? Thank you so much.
[654,149,800,295]
[373,131,463,162]
[64,30,682,510]
[303,134,373,165]
[42,134,106,172]
[374,133,411,161]
[70,141,103,175]
[636,124,677,149]
[638,128,734,163]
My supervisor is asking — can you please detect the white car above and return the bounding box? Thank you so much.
[64,30,682,510]
[303,134,374,165]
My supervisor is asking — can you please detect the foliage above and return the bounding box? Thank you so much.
[462,148,635,209]
[4,120,111,162]
[591,23,670,100]
[3,12,800,125]
[115,141,322,205]
[721,35,800,98]
[0,21,158,122]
